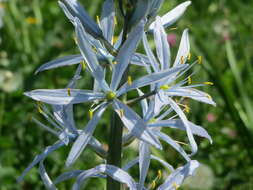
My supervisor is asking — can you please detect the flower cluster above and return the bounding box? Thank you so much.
[19,0,215,189]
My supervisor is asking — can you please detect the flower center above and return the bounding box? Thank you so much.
[106,91,116,100]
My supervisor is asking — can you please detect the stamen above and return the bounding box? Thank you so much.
[148,118,156,123]
[188,76,192,85]
[187,53,191,60]
[89,109,93,120]
[180,56,184,64]
[169,27,178,31]
[112,61,118,65]
[96,15,100,25]
[197,56,202,64]
[203,81,214,85]
[67,88,71,96]
[206,94,212,100]
[160,84,170,90]
[174,140,189,146]
[127,76,132,85]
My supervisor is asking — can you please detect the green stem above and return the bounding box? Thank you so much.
[106,4,132,190]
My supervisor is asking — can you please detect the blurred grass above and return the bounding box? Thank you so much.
[1,0,253,189]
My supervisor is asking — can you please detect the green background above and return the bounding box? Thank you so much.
[0,0,253,189]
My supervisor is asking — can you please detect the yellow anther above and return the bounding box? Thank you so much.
[96,15,100,25]
[67,88,71,96]
[172,182,180,189]
[88,109,93,120]
[127,76,132,85]
[114,16,118,25]
[106,91,116,100]
[158,170,162,179]
[184,105,190,113]
[92,46,98,53]
[151,180,156,189]
[160,84,170,90]
[188,76,192,85]
[197,56,202,64]
[112,61,118,65]
[187,53,191,60]
[81,61,86,70]
[203,81,214,85]
[112,36,118,45]
[26,17,38,24]
[180,56,184,64]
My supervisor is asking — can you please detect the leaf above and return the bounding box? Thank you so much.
[74,18,110,91]
[117,64,188,96]
[148,1,191,31]
[113,99,162,149]
[110,19,145,91]
[24,89,105,105]
[66,103,107,167]
[149,119,212,143]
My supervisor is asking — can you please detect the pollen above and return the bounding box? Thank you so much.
[174,140,189,146]
[26,17,38,24]
[112,61,118,65]
[37,105,43,114]
[180,56,184,64]
[169,27,178,31]
[188,76,192,85]
[160,84,170,90]
[67,88,71,96]
[106,91,116,100]
[88,109,93,120]
[148,118,156,123]
[187,53,191,60]
[197,56,202,64]
[127,76,132,85]
[203,81,214,85]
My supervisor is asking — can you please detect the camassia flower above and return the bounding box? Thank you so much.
[142,16,216,156]
[19,0,214,189]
